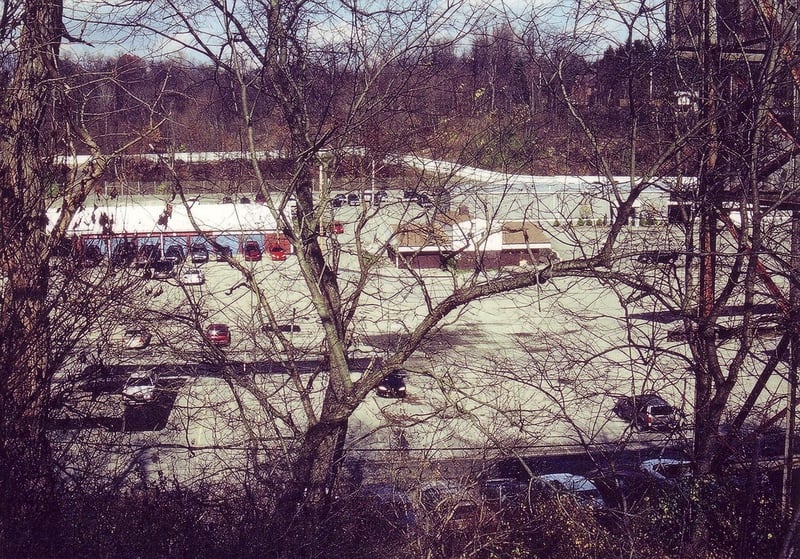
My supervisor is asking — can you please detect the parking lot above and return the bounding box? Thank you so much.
[50,189,790,487]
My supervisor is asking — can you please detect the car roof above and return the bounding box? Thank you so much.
[620,393,668,404]
[641,458,690,468]
[537,473,598,492]
[637,394,670,405]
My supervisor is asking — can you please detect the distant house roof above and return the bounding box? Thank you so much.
[48,200,285,237]
[501,221,550,248]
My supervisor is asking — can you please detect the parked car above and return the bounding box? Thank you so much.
[376,372,407,399]
[612,393,682,431]
[639,458,693,482]
[135,243,161,268]
[347,193,360,206]
[481,477,529,509]
[190,243,209,264]
[205,323,231,346]
[111,241,136,267]
[269,245,287,261]
[263,323,302,334]
[180,267,205,285]
[164,244,185,263]
[244,240,262,262]
[403,189,418,201]
[353,483,416,530]
[535,473,606,507]
[718,423,789,459]
[418,480,481,529]
[636,250,680,264]
[374,189,389,204]
[122,371,159,404]
[416,193,433,208]
[588,468,655,511]
[328,221,344,235]
[151,260,175,280]
[214,245,233,261]
[123,328,152,350]
[79,245,103,268]
[332,193,347,208]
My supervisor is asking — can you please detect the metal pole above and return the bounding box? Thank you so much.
[784,212,800,514]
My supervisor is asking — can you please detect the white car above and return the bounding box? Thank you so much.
[639,458,692,482]
[123,328,152,350]
[535,473,606,507]
[180,267,205,285]
[122,371,159,404]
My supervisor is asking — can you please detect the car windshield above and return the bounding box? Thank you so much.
[656,463,690,478]
[381,375,403,387]
[650,405,673,416]
[452,502,477,520]
[127,376,153,387]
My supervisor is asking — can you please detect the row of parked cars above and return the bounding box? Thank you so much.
[80,238,289,272]
[121,348,407,406]
[122,322,230,352]
[346,452,699,537]
[332,190,389,208]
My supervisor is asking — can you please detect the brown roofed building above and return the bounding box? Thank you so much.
[388,216,556,271]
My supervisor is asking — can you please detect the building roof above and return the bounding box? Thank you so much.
[394,221,451,249]
[48,200,284,237]
[501,221,550,247]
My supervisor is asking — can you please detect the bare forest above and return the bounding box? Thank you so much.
[3,0,800,558]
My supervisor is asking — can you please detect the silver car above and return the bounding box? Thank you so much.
[122,371,159,404]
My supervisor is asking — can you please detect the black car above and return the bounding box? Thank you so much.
[481,477,529,509]
[332,194,347,208]
[636,250,679,264]
[150,259,175,280]
[403,189,418,201]
[164,244,185,263]
[416,193,433,208]
[135,243,161,268]
[79,245,104,268]
[111,241,136,267]
[347,193,360,206]
[588,468,655,511]
[190,243,209,264]
[613,393,682,431]
[376,372,406,398]
[214,245,233,261]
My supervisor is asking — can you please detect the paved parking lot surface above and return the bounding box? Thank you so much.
[50,191,787,486]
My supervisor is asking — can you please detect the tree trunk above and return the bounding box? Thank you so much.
[0,1,64,554]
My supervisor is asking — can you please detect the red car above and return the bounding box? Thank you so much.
[243,240,262,261]
[328,221,344,235]
[205,323,231,347]
[269,246,287,261]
